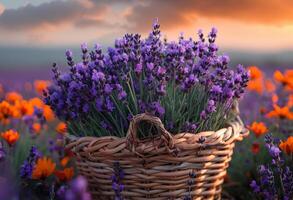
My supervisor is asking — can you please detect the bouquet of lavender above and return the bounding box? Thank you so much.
[44,20,249,138]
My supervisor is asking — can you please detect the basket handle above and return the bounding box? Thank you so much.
[126,113,174,152]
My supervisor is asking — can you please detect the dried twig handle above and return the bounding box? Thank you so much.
[126,113,174,151]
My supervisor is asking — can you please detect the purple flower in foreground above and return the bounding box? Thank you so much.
[111,162,124,200]
[282,167,293,199]
[268,146,281,159]
[251,134,292,200]
[64,176,91,200]
[20,146,41,179]
[250,180,260,193]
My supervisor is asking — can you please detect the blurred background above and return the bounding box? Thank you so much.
[0,0,292,87]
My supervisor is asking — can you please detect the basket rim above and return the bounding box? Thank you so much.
[64,113,249,157]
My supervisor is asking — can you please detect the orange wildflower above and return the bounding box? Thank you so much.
[60,156,70,167]
[34,80,50,95]
[31,123,42,134]
[43,105,54,121]
[266,104,293,120]
[14,100,34,117]
[247,79,263,94]
[56,122,67,134]
[54,167,74,182]
[279,136,293,155]
[29,97,44,109]
[1,129,19,146]
[274,70,293,91]
[248,122,268,137]
[32,157,56,179]
[5,92,23,104]
[248,66,263,80]
[0,101,18,124]
[251,142,260,154]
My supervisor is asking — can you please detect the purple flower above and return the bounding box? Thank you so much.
[95,98,103,111]
[81,43,88,53]
[135,63,142,74]
[111,162,124,200]
[210,85,222,94]
[44,21,249,137]
[282,167,293,199]
[65,50,73,58]
[20,146,41,179]
[200,110,207,120]
[82,104,90,113]
[22,115,34,126]
[92,71,105,82]
[157,66,166,75]
[268,146,281,159]
[105,97,115,112]
[104,84,113,95]
[250,180,260,193]
[146,62,154,71]
[65,176,91,200]
[118,90,127,100]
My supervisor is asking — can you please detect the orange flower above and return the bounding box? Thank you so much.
[43,105,54,121]
[29,97,44,109]
[14,100,34,117]
[32,157,56,179]
[54,167,74,182]
[34,80,50,95]
[60,156,70,167]
[247,79,263,94]
[31,123,41,134]
[248,66,263,80]
[274,70,293,91]
[248,122,268,137]
[1,129,19,146]
[5,92,23,104]
[56,122,67,134]
[279,136,293,155]
[0,101,19,124]
[266,104,293,120]
[251,142,260,154]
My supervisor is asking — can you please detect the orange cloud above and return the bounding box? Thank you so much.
[0,3,4,15]
[126,0,293,32]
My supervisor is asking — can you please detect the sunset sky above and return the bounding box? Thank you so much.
[0,0,293,71]
[0,0,293,74]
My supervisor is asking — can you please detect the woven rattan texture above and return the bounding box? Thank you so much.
[66,113,249,200]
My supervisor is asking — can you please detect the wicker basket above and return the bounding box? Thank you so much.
[65,112,249,200]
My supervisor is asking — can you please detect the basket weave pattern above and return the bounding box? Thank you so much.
[66,113,249,200]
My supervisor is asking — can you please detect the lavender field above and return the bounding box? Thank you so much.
[0,1,293,200]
